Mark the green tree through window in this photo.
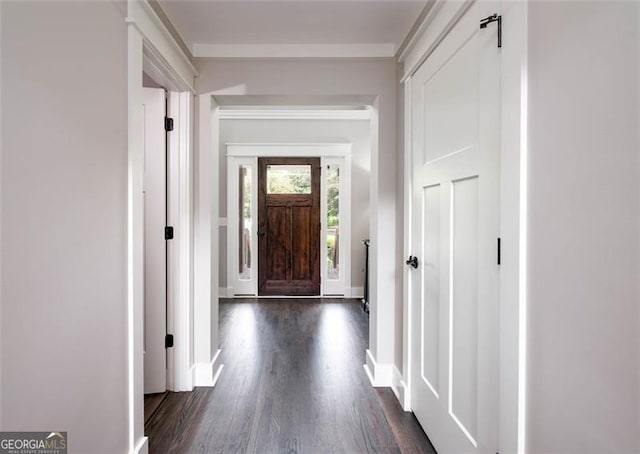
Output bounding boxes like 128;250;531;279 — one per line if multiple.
327;167;339;227
267;165;311;194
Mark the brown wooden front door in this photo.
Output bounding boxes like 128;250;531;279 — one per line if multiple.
258;157;320;296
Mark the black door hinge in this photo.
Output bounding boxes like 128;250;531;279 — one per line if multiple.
480;13;502;48
165;226;174;240
164;117;174;132
165;334;174;349
497;237;502;265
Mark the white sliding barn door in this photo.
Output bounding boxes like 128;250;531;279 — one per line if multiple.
409;2;501;452
143;87;167;394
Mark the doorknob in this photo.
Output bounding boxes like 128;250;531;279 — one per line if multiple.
406;255;419;269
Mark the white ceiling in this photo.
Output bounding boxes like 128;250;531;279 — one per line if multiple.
158;0;428;58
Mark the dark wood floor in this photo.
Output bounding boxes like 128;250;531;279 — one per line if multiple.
144;391;168;423
145;298;436;454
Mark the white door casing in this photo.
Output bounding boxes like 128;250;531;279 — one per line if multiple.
409;1;501;452
128;2;199;450
143;87;167;394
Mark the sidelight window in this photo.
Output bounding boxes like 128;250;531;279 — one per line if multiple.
326;165;340;280
239;165;252;280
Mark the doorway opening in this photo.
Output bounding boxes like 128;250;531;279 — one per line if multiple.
226;142;356;298
140;66;195;425
127;6;198;451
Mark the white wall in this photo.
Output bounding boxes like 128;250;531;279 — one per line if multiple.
195;58;400;373
526;2;640;451
218;118;371;291
1;1;129;453
193;95;223;385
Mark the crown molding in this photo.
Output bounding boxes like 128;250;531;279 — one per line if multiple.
226;143;352;157
147;0;193;60
126;0;198;92
396;0;439;62
192;43;396;59
399;0;474;82
218;109;372;120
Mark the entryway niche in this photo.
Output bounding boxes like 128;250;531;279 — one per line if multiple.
216;99;373;300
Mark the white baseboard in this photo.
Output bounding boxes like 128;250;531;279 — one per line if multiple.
181;365;194;391
363;349;393;387
132;436;148;454
192;349;224;387
211;363;224;386
218;287;233;298
221;288;362;299
391;365;411;411
169;361;194;392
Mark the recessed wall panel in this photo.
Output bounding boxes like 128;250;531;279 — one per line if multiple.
422;37;479;164
450;177;479;442
422;184;440;395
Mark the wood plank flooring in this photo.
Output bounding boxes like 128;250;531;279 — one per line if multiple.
145;298;436;454
144;391;168;423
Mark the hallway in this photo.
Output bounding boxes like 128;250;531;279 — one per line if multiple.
145;299;434;453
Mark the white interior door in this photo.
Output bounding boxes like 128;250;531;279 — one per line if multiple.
409;1;501;452
143;87;167;394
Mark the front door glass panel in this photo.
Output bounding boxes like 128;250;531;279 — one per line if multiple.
266;165;312;194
